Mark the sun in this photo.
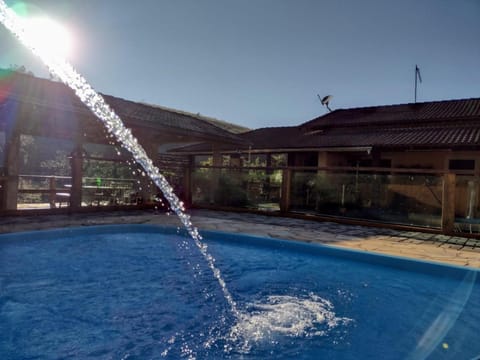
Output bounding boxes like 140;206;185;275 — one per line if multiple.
21;16;72;58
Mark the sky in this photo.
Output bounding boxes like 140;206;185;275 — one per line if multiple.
1;0;479;129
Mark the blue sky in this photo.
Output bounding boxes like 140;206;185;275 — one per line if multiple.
1;0;479;129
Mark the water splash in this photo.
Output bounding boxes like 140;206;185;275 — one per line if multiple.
0;0;239;318
226;293;353;353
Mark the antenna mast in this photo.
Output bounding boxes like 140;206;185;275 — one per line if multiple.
414;65;422;103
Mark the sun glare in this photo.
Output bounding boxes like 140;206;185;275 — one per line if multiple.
21;16;72;58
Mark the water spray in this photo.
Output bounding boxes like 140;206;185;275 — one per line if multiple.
0;0;240;318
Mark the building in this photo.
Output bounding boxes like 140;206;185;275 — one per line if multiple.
174;98;480;233
176;98;480;171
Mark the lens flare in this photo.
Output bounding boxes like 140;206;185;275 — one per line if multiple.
21;16;72;58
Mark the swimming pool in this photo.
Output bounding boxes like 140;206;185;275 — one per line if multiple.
0;224;479;359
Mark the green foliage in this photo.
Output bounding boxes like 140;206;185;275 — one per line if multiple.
40;150;70;176
271;153;287;167
20;135;35;167
244;154;266;167
9;64;34;76
83;159;132;180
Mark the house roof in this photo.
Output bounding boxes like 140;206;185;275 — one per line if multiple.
173;97;480;154
297;124;480;148
172;126;300;153
136;103;250;134
101;94;244;141
0;69;244;143
298;98;480;149
301;98;480;130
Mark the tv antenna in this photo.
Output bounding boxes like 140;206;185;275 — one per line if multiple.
414;65;422;103
318;94;333;112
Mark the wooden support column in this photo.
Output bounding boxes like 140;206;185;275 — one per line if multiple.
49;177;56;208
280;168;292;213
183;157;192;208
210;150;222;204
69;145;84;211
441;172;456;233
139;138;158;202
317;152;328;167
3;132;20;210
266;153;272;170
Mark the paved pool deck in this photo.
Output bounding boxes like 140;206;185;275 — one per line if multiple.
1;209;479;268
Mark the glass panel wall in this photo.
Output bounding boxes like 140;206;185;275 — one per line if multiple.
454;175;480;233
290;169;443;228
81;158;139;206
17;135;74;209
192;167;281;211
17;175;71;209
81;142;151;206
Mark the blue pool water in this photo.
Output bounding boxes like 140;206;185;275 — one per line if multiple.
0;225;479;359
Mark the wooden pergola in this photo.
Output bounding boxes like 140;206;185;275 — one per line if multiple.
0;70;244;213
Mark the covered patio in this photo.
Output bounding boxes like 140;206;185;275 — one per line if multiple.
0;69;245;213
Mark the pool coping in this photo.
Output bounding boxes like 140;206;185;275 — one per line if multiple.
0;209;479;268
2;223;479;279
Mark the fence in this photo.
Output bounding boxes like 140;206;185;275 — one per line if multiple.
4;166;479;236
16;174;140;209
189;165;478;235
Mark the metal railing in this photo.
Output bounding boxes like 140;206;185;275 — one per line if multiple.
16;174;140;209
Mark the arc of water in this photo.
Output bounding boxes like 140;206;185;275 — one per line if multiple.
0;1;239;318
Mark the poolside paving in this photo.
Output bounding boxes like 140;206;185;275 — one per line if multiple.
0;209;479;268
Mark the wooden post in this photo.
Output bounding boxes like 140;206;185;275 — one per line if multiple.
49;176;56;208
441;172;456;233
210;150;222;205
69;145;84;211
280;168;292;213
184;164;192;208
3;132;20;210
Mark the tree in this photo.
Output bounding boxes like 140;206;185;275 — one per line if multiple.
9;64;34;76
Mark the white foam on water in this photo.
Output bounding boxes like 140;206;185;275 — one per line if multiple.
226;293;353;353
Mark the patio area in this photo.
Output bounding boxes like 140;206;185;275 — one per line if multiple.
1;209;479;268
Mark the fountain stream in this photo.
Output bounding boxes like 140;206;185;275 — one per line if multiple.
0;0;241;318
